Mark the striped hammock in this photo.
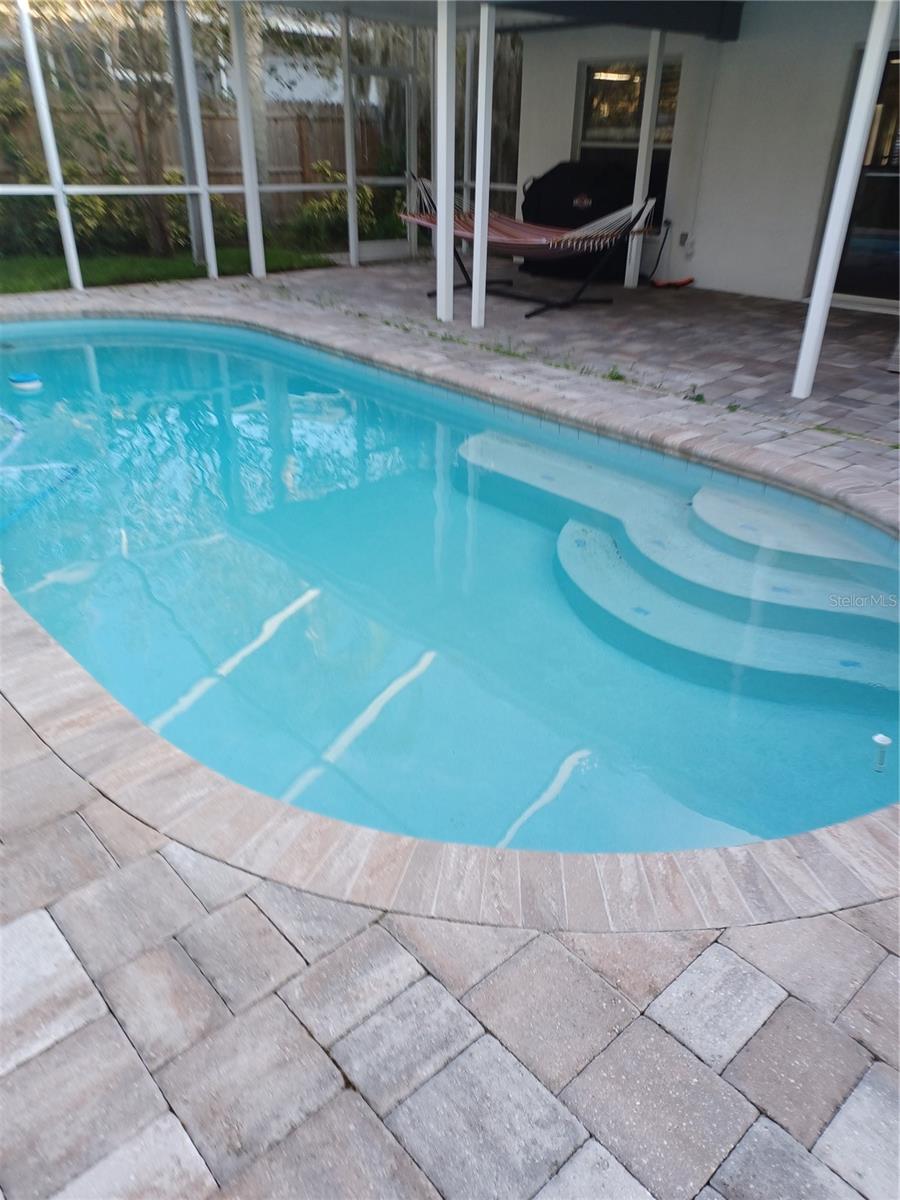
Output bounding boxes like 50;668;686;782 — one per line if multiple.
401;198;656;259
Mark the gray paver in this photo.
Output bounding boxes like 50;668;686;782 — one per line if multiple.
387;1035;587;1200
721;914;886;1019
178;896;303;1011
384;913;536;995
558;929;718;1009
222;1089;439;1200
81;797;165;865
646;944;787;1071
533;1140;654;1199
50;853;205;977
0;754;95;839
723;997;871;1147
561;1017;756;1200
0;909;104;1077
0;1015;166;1200
280;924;423;1045
161;842;254;909
1;814;114;923
836;954;899;1069
465;934;636;1092
100;939;229;1070
252;879;378;960
49;1114;216;1200
712;1117;860;1200
837;897;900;956
332;975;482;1115
156;994;342;1182
814;1063;900;1200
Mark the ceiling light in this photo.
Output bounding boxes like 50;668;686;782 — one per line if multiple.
593;71;632;82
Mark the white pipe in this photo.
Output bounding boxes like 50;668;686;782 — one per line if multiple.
470;3;495;329
407;31;419;257
625;29;664;288
16;0;82;290
228;1;266;278
462;30;475;213
341;13;360;268
172;1;218;279
792;0;896;399
435;0;457;321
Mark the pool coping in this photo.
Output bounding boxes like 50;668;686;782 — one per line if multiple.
1;295;897;933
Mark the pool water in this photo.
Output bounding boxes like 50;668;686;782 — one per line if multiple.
1;318;897;852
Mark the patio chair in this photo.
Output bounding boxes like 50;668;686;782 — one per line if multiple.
403;178;656;318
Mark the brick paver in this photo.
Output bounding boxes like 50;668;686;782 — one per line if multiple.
723;998;871;1147
161;842;254;910
156;995;342;1182
51;853;205;977
0;909;104;1077
0;1016;166;1200
101;939;229;1071
465;934;636;1092
251;879;378;961
558;929;718;1009
814;1064;900;1200
561;1018;756;1200
177;896;303;1012
721;914;887;1019
280;924;423;1046
712;1117;860;1200
533;1140;653;1199
332;976;481;1115
836;955;899;1069
0;695;896;1200
646;944;786;1071
387;1036;587;1200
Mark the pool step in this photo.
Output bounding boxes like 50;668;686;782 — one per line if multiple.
459;433;897;637
691;487;896;584
557;520;896;695
621;504;897;636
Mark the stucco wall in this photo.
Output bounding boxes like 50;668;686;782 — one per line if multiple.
517;1;873;300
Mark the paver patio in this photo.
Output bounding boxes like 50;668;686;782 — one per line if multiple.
0;697;897;1200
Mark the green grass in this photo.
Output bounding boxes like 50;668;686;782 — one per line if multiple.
0;244;333;294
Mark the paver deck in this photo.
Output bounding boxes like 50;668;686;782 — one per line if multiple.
1;271;898;1197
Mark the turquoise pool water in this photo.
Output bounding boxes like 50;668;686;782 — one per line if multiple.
1;318;897;852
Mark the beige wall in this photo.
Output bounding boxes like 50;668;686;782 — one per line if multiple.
517;1;874;300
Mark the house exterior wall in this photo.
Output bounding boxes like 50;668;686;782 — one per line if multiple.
517;1;873;300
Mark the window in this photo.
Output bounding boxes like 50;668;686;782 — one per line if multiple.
574;59;681;213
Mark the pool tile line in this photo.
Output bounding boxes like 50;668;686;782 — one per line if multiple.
2;592;896;934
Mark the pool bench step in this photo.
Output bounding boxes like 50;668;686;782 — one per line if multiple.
556;519;897;697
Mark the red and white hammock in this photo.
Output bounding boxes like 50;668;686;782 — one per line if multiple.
401;198;656;259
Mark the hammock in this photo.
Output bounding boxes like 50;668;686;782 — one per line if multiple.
401;199;655;260
402;178;655;318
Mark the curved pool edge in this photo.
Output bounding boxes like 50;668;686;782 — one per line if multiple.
2;302;898;539
3;590;897;934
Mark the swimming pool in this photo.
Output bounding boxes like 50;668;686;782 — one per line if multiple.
1;318;897;853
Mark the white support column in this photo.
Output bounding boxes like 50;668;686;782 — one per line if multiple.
172;0;218;279
434;0;457;322
470;2;495;329
229;1;265;278
625;28;664;288
406;32;419;257
341;13;360;268
16;0;82;290
462;30;475;212
792;0;896;399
